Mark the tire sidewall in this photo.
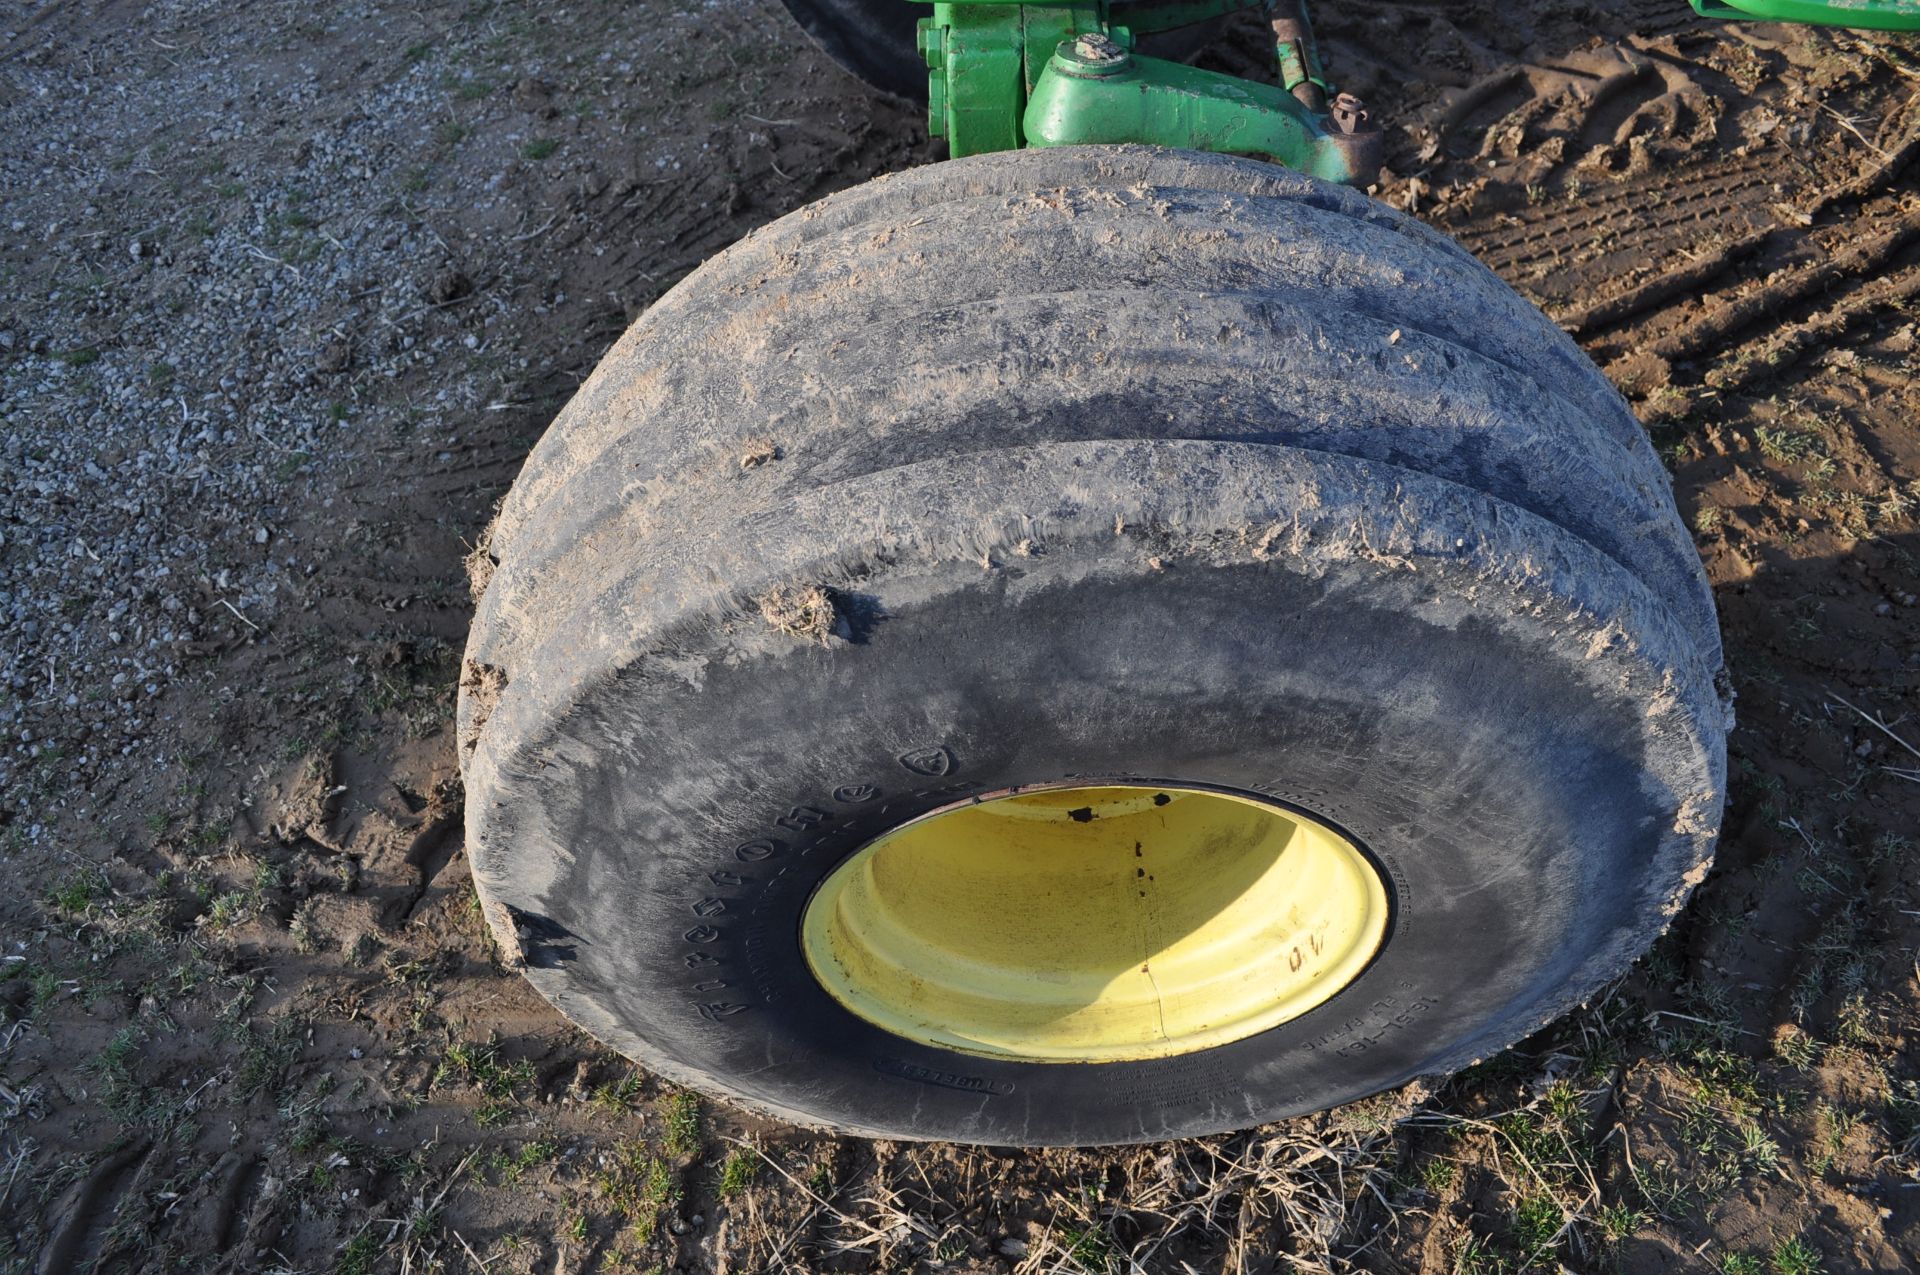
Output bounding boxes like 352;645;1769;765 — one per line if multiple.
492;558;1684;1145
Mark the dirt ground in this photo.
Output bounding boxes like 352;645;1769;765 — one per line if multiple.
2;0;1918;1271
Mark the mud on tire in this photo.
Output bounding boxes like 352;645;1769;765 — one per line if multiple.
460;147;1729;1145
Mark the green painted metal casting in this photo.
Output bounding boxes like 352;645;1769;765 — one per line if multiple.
1689;0;1920;29
918;0;1381;185
1024;36;1373;184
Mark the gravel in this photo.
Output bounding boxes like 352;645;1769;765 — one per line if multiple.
0;0;616;844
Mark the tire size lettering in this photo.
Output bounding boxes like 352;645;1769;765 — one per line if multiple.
1331;996;1439;1059
775;805;827;832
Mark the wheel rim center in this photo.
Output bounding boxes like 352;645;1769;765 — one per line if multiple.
800;784;1390;1062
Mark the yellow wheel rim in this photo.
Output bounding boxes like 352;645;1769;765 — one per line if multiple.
800;784;1390;1062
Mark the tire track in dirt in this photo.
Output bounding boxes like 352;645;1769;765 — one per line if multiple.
33;1139;150;1275
1433;52;1920;409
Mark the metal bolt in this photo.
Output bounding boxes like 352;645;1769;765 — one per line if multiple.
1059;32;1130;75
1329;92;1373;136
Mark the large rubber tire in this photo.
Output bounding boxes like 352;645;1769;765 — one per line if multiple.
778;0;925;101
461;147;1729;1146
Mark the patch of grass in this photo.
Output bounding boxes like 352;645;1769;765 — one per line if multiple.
1454;1232;1503;1275
190;818;234;851
590;1071;645;1113
1722;1254;1765;1275
716;1148;755;1199
1774;1028;1820;1070
1754;425;1822;465
57;346;100;367
435;1038;535;1126
234;1017;302;1098
520;138;558;160
1769;1235;1823;1275
1510;1192;1562;1258
86;1027;143;1115
1598;1200;1647;1242
86;1026;190;1131
1061;1221;1117;1273
336;1228;381;1275
660;1090;701;1158
29;969;63;1013
49;866;109;915
487;1139;557;1185
593;1141;679;1245
205;890;252;931
1629;1158;1691;1221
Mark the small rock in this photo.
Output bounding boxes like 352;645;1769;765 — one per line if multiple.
512;76;556;117
998;1239;1028;1258
426;268;472;305
315;337;352;374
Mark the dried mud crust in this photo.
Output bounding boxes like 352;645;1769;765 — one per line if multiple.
474;147;1718;674
461;146;1728;1144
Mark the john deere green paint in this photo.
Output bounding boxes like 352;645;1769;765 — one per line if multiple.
918;0;1380;181
1690;0;1920;29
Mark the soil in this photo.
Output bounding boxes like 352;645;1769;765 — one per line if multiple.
0;1;1916;1273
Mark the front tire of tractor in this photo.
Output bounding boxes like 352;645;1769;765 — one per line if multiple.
461;147;1728;1146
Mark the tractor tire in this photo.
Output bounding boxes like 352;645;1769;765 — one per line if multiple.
778;0;925;101
461;146;1729;1146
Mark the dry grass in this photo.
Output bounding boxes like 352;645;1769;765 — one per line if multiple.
757;584;840;644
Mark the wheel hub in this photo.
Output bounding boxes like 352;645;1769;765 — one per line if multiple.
801;784;1390;1062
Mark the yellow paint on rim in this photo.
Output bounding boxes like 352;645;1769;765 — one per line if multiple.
800;784;1389;1062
